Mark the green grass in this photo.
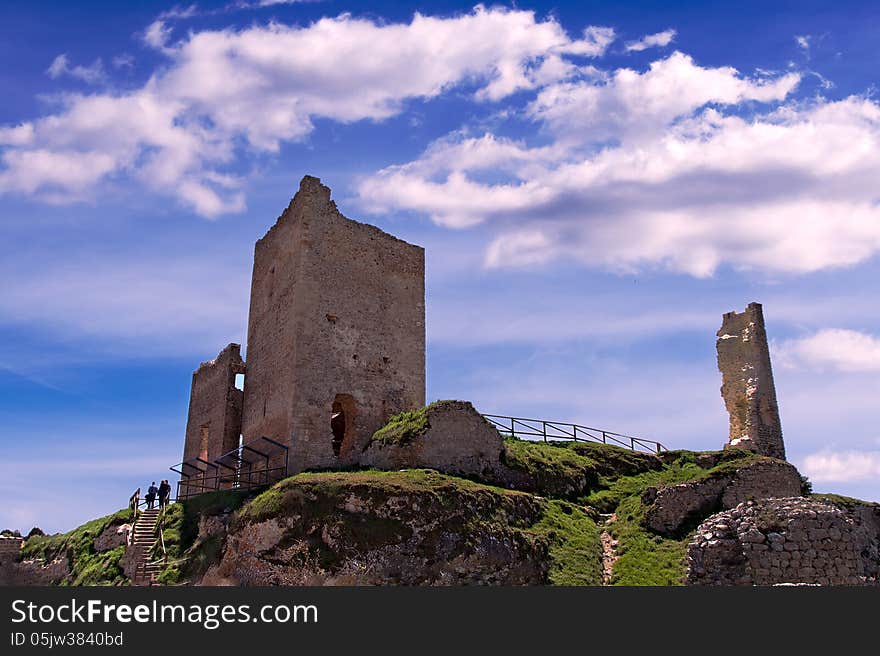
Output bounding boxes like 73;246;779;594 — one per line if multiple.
584;462;706;513
812;493;879;509
609;495;689;586
528;500;603;585
500;438;598;495
19;508;133;586
238;468;529;526
498;438;664;499
577;451;775;585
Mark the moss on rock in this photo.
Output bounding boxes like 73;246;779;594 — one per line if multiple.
205;469;603;586
370;400;465;445
19;508;132;586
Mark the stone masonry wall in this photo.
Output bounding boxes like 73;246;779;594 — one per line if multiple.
241;176;425;472
716;302;785;459
643;459;802;536
0;536;22;563
361;401;505;478
687;498;880;586
182;343;245;492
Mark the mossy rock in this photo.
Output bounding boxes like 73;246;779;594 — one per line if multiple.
215;469;603;585
20;508;133;586
370;400;466;445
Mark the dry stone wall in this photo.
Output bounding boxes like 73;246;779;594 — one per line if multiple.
687;497;880;585
643;459;802;536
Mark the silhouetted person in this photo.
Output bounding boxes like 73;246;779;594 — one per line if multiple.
158;480;171;510
146;482;158;510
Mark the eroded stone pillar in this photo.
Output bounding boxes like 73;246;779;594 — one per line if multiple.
716;302;785;460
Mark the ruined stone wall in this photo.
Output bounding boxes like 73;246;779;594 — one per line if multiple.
687;498;879;586
643;459;803;536
241;176;425;472
182;343;245;491
716;302;785;459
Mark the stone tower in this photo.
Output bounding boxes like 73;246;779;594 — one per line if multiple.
239;175;426;472
716;302;785;460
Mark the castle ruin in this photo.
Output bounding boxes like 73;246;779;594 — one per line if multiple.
716;302;785;460
178;176;425;490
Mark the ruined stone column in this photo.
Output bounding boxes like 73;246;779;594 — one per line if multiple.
716;302;785;460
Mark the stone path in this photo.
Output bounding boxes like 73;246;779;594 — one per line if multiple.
599;513;618;586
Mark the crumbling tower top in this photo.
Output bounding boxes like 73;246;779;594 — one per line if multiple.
716;302;785;460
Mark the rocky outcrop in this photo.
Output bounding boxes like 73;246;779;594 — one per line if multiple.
643;458;802;536
686;497;880;586
201;470;558;586
362;401;505;479
93;523;130;552
0;556;70;586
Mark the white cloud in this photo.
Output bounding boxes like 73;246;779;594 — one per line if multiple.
795;35;811;53
46;54;107;84
775;329;880;372
566;26;616;57
358;51;880;277
625;29;676;52
0;123;34;146
159;4;200;19
1;7;613;216
143;20;173;51
801;450;880;482
112;53;135;69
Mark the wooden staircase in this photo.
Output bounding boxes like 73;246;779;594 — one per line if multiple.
129;508;162;586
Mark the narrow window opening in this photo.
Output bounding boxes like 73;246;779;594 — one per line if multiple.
199;424;210;462
330;394;357;458
234;373;245;391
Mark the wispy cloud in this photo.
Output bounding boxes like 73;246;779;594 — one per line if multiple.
775;329;880;372
625;29;676;52
795;34;811;55
46;54;106;84
0;250;249;359
111;53;135;69
801;450;880;482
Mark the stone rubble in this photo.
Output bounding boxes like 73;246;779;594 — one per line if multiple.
686;497;880;586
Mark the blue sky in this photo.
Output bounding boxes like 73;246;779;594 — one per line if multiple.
2;0;880;533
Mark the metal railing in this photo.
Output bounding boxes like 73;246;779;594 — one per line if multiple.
482;414;666;454
172;436;290;501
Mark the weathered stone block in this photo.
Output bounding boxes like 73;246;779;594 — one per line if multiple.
361;401;505;478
